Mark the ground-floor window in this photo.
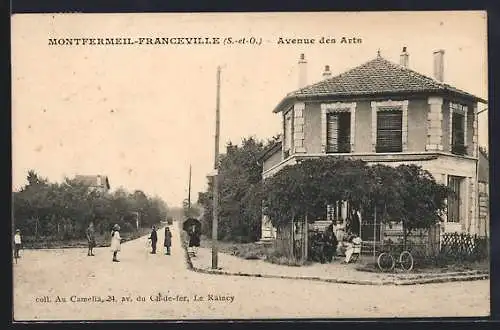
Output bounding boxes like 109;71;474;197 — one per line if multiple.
447;175;463;223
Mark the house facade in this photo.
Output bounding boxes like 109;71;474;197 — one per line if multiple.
260;49;487;243
73;174;111;193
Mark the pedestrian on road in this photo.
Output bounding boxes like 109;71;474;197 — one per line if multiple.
14;229;22;259
86;221;96;256
164;227;172;255
111;224;122;262
149;226;158;254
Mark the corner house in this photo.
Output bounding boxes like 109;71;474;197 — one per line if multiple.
259;49;487;245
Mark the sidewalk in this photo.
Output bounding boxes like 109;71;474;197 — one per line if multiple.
187;246;489;285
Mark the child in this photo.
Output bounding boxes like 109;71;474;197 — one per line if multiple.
86;221;96;256
14;229;22;258
110;224;122;262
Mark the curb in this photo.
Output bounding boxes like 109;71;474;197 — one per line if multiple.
178;222;194;271
179;238;489;286
188;266;489;286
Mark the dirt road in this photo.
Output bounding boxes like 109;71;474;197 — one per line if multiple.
13;223;489;320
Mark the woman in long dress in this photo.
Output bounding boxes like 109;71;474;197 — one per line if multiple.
110;224;122;262
188;224;200;255
164;227;172;255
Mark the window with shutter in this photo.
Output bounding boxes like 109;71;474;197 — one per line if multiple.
447;176;462;223
376;110;402;152
283;111;294;158
451;112;466;155
326;112;351;153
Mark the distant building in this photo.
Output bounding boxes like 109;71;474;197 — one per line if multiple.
73;174;111;193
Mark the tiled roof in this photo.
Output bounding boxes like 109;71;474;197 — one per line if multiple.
258;140;282;162
274;55;485;112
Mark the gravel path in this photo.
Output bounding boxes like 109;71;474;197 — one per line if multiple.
13;223;490;320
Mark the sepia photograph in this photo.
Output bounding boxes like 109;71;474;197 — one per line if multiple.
11;11;489;320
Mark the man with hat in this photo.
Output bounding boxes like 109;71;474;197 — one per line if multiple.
148;225;158;254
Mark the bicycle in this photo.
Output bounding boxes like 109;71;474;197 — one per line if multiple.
377;246;414;272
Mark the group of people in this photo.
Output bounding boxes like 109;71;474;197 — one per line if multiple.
327;221;363;264
14;221;177;264
147;225;172;255
83;222;173;263
85;221;122;262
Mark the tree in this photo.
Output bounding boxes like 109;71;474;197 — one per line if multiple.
389;165;448;248
262;158;449;249
13;170;170;241
197;137;267;242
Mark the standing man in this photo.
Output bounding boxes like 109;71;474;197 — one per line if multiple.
164;227;172;255
14;229;22;259
86;221;96;256
149;226;158;254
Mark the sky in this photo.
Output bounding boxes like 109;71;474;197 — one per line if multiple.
11;11;488;207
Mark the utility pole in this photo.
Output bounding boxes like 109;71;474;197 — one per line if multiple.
212;66;221;269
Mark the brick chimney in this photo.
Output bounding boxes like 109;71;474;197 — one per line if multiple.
322;65;332;80
433;49;445;82
298;53;307;88
400;46;409;68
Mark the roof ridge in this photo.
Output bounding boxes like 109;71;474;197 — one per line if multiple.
381;57;447;87
289;56;383;95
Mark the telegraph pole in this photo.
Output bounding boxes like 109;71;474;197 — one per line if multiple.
212;66;221;269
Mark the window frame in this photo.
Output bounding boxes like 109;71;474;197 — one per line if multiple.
320;102;356;154
371;100;409;153
283;108;294;158
447;175;463;223
449;102;468;156
376;109;403;153
326;111;352;153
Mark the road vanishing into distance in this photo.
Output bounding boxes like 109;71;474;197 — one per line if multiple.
13;222;489;320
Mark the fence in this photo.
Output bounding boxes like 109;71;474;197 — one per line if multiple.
439;232;489;262
274;221;307;261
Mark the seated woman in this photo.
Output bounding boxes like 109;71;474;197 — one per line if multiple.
343;233;362;264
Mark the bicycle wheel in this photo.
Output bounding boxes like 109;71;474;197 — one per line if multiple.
377;252;395;272
399;251;414;272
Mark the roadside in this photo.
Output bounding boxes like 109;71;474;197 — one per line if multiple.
19;227;154;249
188;236;489;285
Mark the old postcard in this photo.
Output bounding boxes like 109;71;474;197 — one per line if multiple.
11;11;489;321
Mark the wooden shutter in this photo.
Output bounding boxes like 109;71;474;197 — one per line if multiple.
327;112;351;153
326;113;339;152
447;176;461;223
452;113;465;147
376;110;402;152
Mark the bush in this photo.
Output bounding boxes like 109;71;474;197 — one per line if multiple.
308;230;336;263
264;247;312;266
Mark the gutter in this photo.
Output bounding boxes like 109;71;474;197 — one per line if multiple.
273;90;487;113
